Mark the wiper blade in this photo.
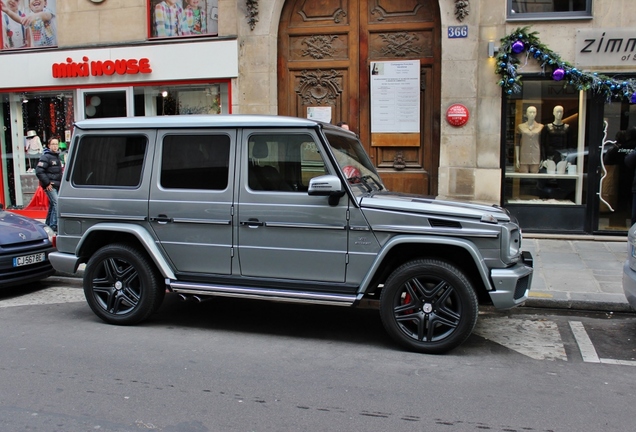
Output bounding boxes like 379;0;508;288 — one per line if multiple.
363;175;384;191
347;175;383;192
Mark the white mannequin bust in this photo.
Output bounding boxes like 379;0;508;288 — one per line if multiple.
515;106;543;173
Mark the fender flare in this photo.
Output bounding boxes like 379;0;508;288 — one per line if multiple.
357;235;493;294
77;223;176;280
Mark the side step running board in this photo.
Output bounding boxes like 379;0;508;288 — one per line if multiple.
167;280;361;307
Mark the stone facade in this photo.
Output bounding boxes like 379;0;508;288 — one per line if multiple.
47;0;636;204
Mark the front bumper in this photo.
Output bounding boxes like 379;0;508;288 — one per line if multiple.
48;251;81;275
488;251;533;309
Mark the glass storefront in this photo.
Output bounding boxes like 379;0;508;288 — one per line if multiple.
598;97;636;232
502;77;636;234
0;81;230;212
503;80;585;208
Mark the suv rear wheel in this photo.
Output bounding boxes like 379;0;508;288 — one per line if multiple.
83;243;164;325
379;259;478;354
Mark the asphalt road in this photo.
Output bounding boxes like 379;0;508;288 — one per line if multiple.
0;279;635;432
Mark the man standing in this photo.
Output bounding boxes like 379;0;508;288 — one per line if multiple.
35;136;62;231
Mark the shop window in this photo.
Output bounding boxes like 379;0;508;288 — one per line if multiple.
1;0;58;50
72;136;147;187
502;79;586;206
598;95;636;232
149;0;218;39
508;0;592;20
160;134;230;190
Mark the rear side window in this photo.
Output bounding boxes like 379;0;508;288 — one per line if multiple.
160;134;230;190
72;135;147;187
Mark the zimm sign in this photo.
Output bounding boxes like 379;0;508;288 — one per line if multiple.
576;28;636;67
52;57;152;78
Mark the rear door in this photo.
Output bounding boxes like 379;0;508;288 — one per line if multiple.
149;129;235;275
236;129;349;284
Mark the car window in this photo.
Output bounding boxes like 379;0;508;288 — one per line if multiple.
160;134;230;190
248;133;327;192
71;135;147;187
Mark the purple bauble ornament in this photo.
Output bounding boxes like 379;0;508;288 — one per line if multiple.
552;68;565;81
632;93;636;104
511;40;525;54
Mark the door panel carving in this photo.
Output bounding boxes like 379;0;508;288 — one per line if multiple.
289;35;349;60
369;31;433;58
368;0;434;23
292;0;350;25
279;0;439;195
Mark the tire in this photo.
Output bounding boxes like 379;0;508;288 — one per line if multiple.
83;243;165;325
379;259;478;354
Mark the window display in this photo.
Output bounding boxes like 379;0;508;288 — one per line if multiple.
503;80;585;206
149;0;218;38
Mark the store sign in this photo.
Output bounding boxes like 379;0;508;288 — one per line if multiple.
52;57;152;79
575;28;636;67
446;104;469;127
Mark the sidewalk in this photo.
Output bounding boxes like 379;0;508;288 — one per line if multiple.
51;236;636;314
522;234;634;313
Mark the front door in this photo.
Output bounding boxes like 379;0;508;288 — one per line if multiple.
278;0;441;195
236;130;350;285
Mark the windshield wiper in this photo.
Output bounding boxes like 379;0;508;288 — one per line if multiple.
347;175;383;192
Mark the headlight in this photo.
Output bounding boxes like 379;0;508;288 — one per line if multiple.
43;225;56;243
501;223;521;264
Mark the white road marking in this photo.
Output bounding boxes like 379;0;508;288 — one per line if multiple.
569;321;636;366
474;317;567;361
569;321;600;362
0;287;85;308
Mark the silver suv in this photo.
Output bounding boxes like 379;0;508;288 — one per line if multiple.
50;115;533;354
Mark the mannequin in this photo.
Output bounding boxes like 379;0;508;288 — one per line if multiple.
541;105;570;163
515;106;543;173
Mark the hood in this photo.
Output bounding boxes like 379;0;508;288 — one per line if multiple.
0;211;50;246
359;191;511;223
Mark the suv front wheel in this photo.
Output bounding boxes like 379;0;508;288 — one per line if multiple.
379;259;478;354
83;243;165;325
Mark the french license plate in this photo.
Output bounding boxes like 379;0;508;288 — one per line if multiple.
13;252;46;267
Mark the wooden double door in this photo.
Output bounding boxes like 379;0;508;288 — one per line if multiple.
278;0;441;195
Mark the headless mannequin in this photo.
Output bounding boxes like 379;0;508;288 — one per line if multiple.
515;106;543;173
541;105;569;163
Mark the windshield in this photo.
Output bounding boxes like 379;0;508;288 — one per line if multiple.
323;129;385;193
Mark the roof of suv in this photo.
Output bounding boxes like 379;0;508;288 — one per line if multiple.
74;115;323;130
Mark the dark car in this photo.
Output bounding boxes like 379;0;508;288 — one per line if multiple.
0;206;56;288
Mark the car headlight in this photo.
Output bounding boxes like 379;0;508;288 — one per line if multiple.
43;225;56;243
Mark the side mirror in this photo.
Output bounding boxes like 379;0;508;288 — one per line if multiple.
308;175;346;205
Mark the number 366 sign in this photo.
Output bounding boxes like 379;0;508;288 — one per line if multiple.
448;26;468;38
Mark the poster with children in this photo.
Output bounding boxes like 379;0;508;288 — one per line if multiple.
150;0;218;38
1;0;57;50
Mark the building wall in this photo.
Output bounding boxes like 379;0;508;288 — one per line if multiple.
45;1;636;205
57;0;148;45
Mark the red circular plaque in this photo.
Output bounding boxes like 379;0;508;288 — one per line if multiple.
446;103;469;127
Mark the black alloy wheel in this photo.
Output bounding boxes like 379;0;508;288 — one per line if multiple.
379;259;478;354
83;243;164;325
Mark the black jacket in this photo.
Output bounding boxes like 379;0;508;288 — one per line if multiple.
35;148;63;189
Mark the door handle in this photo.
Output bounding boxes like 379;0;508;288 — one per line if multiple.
151;214;173;224
240;218;264;228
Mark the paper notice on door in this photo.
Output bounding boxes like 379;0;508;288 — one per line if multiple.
307;106;332;124
370;60;420;133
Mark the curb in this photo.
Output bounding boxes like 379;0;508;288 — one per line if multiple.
523;297;635;314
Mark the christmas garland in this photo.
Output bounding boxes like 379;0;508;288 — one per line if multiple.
495;27;636;103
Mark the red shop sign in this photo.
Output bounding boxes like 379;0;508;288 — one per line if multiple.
52;57;152;79
446;103;469;127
